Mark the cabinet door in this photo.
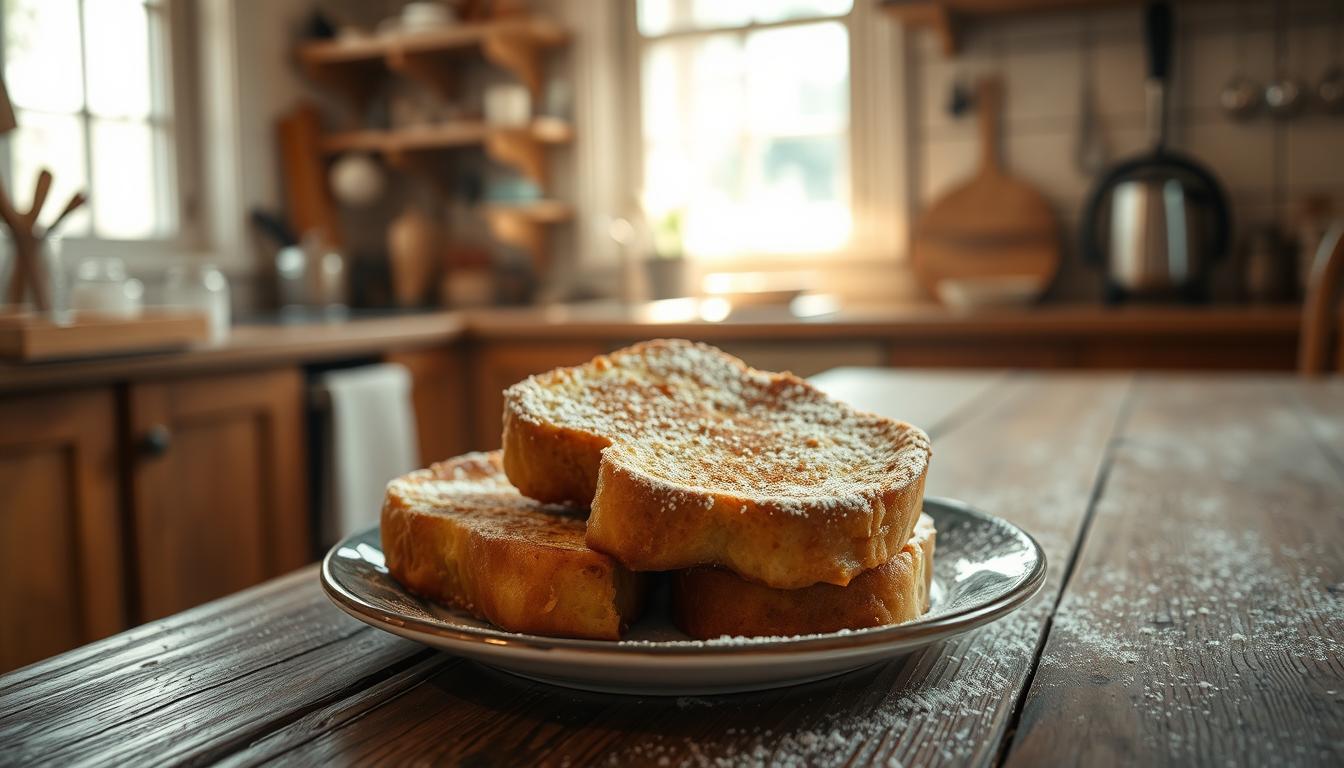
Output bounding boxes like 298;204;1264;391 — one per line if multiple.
472;342;607;449
128;368;309;621
0;389;124;672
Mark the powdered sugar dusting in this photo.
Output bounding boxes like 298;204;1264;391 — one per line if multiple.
384;451;590;549
1037;507;1344;761
597;602;1049;767
505;340;931;514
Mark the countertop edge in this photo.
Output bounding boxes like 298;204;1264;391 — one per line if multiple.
0;305;1304;394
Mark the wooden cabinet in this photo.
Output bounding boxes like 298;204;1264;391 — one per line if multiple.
0;389;124;673
127;368;309;621
385;345;471;466
471;342;606;449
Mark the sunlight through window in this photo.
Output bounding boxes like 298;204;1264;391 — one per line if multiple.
636;0;854;258
2;0;177;239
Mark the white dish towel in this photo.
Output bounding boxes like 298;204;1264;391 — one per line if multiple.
317;363;419;548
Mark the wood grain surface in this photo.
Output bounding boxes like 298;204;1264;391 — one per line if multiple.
1;371;1340;767
0;388;124;672
1006;377;1344;766
127;368;309;621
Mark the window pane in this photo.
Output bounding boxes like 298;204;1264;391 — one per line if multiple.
640;22;852;256
90;119;160;238
640;42;683;144
8;109;90;235
752;134;845;204
642;33;747;211
642;36;750;145
687;35;746;139
637;0;750;37
745;22;848;135
638;0;851;35
751;0;852;24
685;134;849;256
3;0;84;113
83;0;153;118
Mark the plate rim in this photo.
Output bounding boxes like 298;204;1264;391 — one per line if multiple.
320;495;1047;658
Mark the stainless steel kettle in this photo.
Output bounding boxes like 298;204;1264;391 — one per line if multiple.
1081;2;1231;302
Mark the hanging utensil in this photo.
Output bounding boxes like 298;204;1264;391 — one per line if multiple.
1075;17;1108;175
1265;1;1306;119
1317;1;1344;114
1220;0;1263;120
1080;1;1232;304
42;192;86;239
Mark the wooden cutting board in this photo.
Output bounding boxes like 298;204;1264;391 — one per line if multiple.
911;77;1060;301
0;310;209;361
277;103;343;248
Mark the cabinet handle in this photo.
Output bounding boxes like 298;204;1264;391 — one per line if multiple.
140;424;172;457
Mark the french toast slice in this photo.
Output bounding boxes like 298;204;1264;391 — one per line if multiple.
380;451;645;640
672;513;936;639
502;339;932;589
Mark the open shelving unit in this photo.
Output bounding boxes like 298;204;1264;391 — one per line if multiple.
318;118;572;187
480;200;574;266
295;16;572;267
298;17;568;109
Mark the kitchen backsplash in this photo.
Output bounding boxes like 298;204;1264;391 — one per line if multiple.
911;1;1344;302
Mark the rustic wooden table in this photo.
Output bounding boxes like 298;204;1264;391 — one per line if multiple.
1;370;1341;766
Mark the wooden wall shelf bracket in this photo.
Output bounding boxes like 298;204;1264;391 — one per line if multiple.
482;33;543;98
484;129;547;187
320;121;571;191
298;57;383;120
386;49;461;101
481;202;573;267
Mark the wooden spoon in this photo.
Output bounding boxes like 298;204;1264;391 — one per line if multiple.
43;192;87;238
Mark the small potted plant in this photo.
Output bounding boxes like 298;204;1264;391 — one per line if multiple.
645;209;686;300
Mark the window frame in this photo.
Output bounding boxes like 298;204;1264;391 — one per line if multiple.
620;0;909;269
0;0;201;269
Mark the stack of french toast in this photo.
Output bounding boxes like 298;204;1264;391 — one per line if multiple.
381;339;935;641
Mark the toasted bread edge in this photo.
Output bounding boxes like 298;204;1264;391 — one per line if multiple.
671;513;937;639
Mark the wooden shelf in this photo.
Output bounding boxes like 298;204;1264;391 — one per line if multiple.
319;119;572;185
480;201;573;265
298;17;569;108
297;17;574;277
882;0;1130;54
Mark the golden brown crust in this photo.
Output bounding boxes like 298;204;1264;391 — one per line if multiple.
502;339;931;588
380;452;645;640
672;514;936;639
501;408;605;506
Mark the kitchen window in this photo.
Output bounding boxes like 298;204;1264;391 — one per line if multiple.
1;0;186;243
632;0;857;259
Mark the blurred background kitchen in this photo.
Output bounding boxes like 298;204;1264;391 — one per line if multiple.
1;0;1342;672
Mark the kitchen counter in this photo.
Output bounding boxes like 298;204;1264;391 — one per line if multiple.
2;370;1338;766
0;311;468;394
468;300;1301;338
0;302;1305;394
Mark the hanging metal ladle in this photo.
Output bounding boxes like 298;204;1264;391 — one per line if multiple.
1318;1;1344;113
1264;0;1306;118
1220;1;1262;120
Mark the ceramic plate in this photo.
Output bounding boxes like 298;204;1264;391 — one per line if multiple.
321;497;1045;695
